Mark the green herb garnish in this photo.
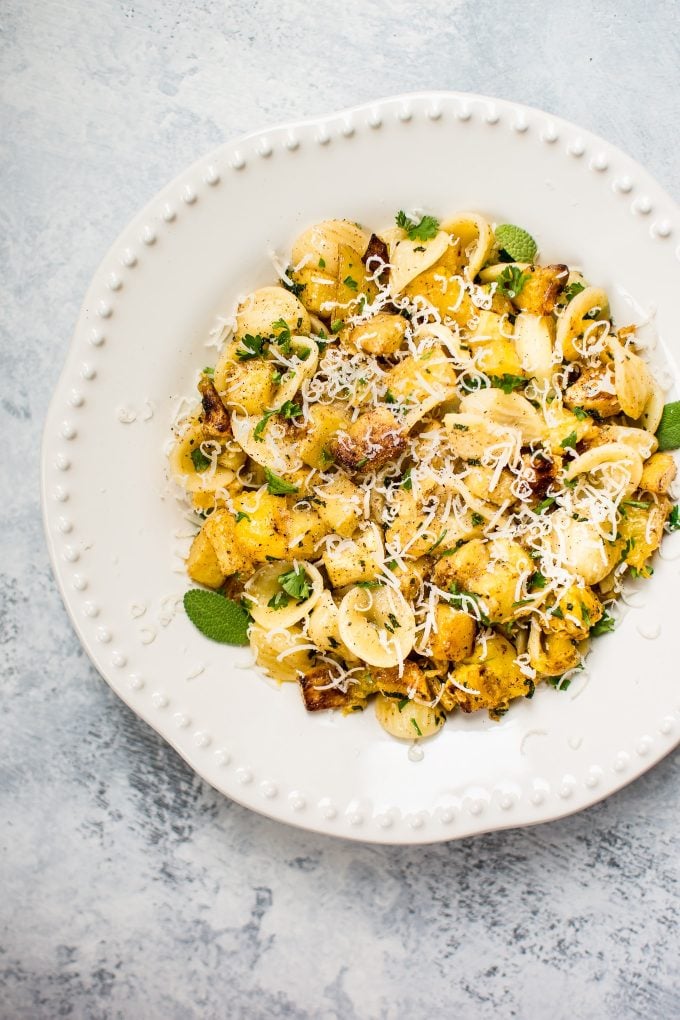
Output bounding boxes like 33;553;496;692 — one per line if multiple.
534;496;556;515
489;374;528;394
656;400;680;451
183;589;250;645
546;674;571;691
278;564;312;601
622;499;651;510
560;431;578;450
282;276;305;298
496;265;529;299
591;612;615;637
190;447;211;472
395;210;440;241
236;333;266;361
264;468;298;496
427;530;448;555
563;281;585;303
494;224;538;262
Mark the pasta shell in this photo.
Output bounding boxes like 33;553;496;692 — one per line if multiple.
459;389;545;443
639;380;666;435
564;441;644;495
555;286;609;361
548;510;621;585
291;219;370;276
374;694;445;740
388;231;451;295
608;335;653;419
235;286;311;340
249;624;311;683
338;584;416;668
231;413;300;474
513;313;554;383
245;560;324;630
412;322;472;369
440;213;494;280
274;338;319;405
169;419;242;493
478;261;530;284
305;590;357;660
590;425;657;461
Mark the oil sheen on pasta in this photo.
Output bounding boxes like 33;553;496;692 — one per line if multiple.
170;213;677;741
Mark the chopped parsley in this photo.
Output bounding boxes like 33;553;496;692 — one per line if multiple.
471;512;485;527
401;468;413;491
563;281;585;303
534;496;556;515
410;718;423;737
190;447;211;472
318;257;326;268
560;431;578;450
427;530;448;555
395;210;440;241
202;366;214;377
669;505;680;530
278;564;312;601
489;373;527;394
282;276;305;298
330;319;343;334
496;265;529;299
343;275;358;291
529;571;546;590
546;674;571;691
236;333;266;361
254;400;302;441
264;468;298;496
448;583;490;626
622;499;651;510
234;511;251;524
591;612;615;637
572;406;589;421
384;612;401;634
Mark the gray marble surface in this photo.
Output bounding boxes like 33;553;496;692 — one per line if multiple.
2;1;679;1017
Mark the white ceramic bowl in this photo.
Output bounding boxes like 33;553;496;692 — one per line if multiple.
42;91;680;844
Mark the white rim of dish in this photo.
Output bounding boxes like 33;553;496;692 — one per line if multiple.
41;90;680;844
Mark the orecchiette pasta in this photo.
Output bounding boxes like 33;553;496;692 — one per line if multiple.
174;208;679;740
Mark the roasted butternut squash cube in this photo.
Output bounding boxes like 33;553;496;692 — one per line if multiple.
186;527;226;589
315;474;364;536
513;264;568;315
298;403;349;469
231;493;289;561
441;633;530;715
429;605;477;662
640;452;677;495
618;498;671;577
203;509;255;576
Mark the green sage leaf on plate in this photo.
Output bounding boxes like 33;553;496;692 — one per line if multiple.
655;400;680;451
184;589;250;645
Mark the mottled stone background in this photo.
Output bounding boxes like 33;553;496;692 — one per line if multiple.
2;1;679;1017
